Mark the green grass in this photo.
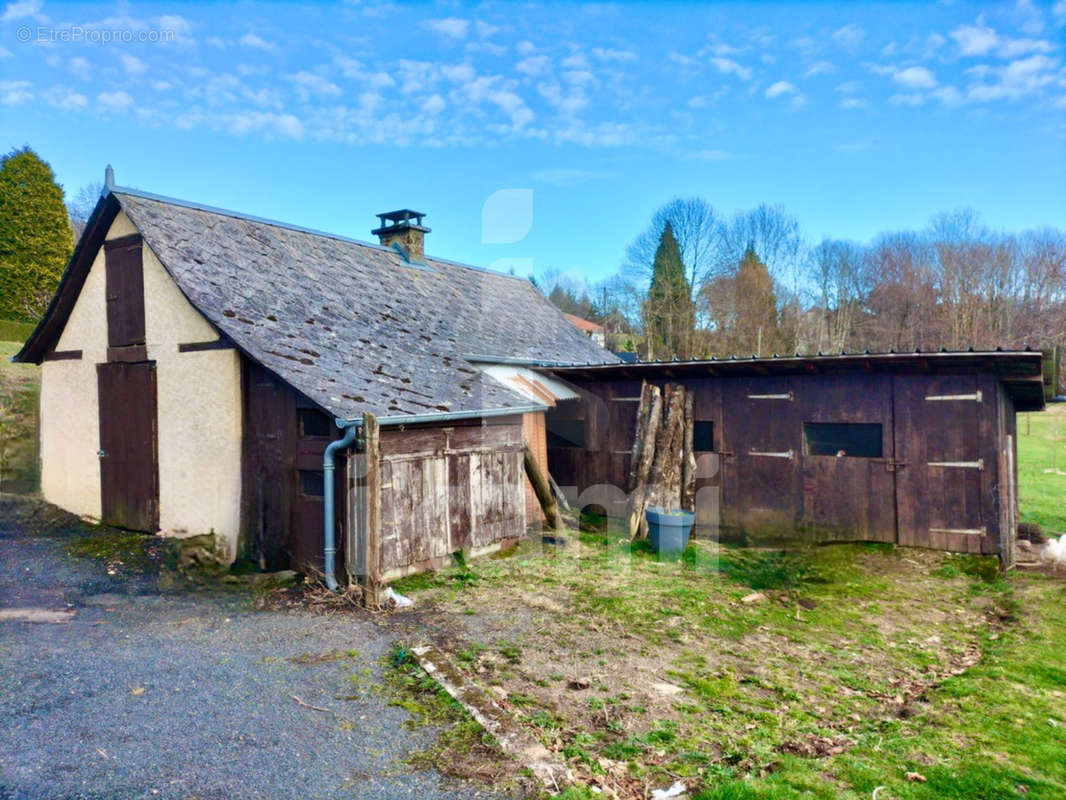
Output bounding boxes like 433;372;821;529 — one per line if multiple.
1018;402;1066;534
0;319;35;343
0;339;40;493
408;536;1066;799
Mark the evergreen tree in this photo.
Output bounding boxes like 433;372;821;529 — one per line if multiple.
733;243;780;355
0;148;72;321
643;222;695;358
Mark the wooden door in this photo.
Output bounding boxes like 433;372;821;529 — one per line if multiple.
797;374;898;543
97;361;159;532
720;376;802;538
893;374;989;553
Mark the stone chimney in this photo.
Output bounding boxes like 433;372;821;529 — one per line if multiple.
372;210;430;262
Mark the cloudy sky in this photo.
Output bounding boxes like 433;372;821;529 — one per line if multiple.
1;0;1064;281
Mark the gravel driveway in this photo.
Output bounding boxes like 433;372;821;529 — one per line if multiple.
0;498;497;800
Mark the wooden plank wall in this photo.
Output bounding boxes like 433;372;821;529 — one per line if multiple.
240;359;343;572
547;370;1012;555
376;417;526;581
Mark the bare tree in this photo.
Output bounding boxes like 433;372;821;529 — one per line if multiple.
623;197;722;294
66;181;103;240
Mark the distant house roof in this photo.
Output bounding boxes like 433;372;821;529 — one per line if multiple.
563;313;605;335
17;187;617;422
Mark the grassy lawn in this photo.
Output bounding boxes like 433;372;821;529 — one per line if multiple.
0;339;40;493
393;533;1066;799
1017;402;1066;535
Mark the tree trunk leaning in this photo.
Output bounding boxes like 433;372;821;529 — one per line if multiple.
681;390;696;511
524;441;563;530
628;381;654;492
627;384;663;539
647;383;685;517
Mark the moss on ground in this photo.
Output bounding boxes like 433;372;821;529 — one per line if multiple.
396;535;1066;799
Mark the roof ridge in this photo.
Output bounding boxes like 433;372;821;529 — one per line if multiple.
111;185;534;283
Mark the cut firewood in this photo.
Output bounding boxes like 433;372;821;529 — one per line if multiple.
681;390;696;511
627;384;663;539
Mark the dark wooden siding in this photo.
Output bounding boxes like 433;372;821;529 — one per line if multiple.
548;369;1014;554
103;234;146;349
377;417;526;580
240;359;343;571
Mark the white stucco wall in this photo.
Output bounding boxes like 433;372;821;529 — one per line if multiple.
39;210;243;559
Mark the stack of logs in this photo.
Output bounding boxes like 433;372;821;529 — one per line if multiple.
627;381;697;540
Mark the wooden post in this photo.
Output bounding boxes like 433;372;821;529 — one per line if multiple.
363;413;382;608
628;381;653;491
524;441;563;530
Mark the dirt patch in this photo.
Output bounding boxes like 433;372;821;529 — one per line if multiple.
385;537;1005;798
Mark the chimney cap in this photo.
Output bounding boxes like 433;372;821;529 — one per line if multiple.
372;209;430;235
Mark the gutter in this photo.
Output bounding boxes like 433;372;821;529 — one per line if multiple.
323;416;362;591
373;403;547;427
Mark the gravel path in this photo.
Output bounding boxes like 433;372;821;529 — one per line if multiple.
0;498;499;800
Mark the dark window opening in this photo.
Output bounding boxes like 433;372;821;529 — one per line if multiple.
804;422;883;458
694;420;714;452
299;469;325;497
547;418;585;449
298;408;332;438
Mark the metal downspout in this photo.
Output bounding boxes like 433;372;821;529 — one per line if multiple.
323;417;361;591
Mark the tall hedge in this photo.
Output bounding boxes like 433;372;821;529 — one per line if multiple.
0;148;72;321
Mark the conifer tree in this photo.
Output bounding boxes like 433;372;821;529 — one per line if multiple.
0;148;72;321
643;222;695;358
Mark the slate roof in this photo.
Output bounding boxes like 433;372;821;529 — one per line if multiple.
21;187;618;421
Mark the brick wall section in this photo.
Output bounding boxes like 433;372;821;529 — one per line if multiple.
523;412;547;524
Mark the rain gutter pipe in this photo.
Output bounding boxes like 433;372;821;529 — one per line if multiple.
323;416;362;591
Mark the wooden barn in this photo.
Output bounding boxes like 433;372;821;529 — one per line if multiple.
14;174;615;594
540;352;1046;566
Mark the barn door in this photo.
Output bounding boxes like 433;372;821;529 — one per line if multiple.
893;375;989;553
97;361;159;532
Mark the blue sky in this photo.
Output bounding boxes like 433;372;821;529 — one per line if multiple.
1;0;1064;285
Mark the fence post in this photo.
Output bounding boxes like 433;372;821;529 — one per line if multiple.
362;413;382;608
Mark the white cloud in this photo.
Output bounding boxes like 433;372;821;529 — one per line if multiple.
239;33;276;52
1054;0;1066;24
840;97;868;109
423;17;469;39
931;86;964;107
0;45;11;59
803;61;834;78
440;63;476;83
951;24;999;56
531;167;612;186
69;57;91;79
710;57;752;80
1014;0;1045;35
475;20;499;38
286;71;342;99
893;65;937;89
0;80;32;105
516;41;536;56
516;55;551;77
832;24;866;52
98;90;134;111
997;38;1053;58
835;80;861;94
765;80;795;98
421;93;446;114
121;54;148;75
889;92;925;106
178;107;304;140
1;0;40;22
44;85;88;111
592;47;636;62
